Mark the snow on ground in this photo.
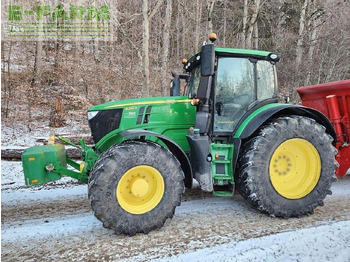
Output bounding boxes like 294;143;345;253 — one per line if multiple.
1;212;102;242
1;121;89;147
1;122;350;261
1;160;85;206
163;220;350;262
2;157;350;261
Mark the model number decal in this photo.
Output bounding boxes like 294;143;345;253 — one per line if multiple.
124;111;136;118
125;107;137;111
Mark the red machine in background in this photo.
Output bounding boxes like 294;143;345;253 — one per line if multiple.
297;80;350;177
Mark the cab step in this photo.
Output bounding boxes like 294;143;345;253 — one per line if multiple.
210;142;235;197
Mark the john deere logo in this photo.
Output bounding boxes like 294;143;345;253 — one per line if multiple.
6;3;110;39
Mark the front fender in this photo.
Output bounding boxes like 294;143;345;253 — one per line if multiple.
119;129;193;189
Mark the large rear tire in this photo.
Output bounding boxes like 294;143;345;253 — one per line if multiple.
88;140;184;235
236;115;337;217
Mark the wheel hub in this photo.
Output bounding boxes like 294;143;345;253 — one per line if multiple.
116;165;165;214
131;178;149;197
269;138;321;199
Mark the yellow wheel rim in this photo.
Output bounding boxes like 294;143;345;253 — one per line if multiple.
116;165;164;214
269;138;321;199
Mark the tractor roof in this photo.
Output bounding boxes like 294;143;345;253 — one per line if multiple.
184;47;274;72
215;47;272;57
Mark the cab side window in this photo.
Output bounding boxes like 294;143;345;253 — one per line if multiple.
257;61;275;100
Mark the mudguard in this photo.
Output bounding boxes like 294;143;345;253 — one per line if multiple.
234;104;336;140
231;104;336;176
119;129;193;188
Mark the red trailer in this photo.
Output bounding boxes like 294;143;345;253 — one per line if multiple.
297;80;350;177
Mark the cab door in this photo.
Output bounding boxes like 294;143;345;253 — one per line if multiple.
213;57;276;133
213;57;255;133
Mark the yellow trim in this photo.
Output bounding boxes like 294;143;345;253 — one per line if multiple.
80;162;85;173
116;165;165;214
31;179;38;183
105;99;192;109
269;138;321;199
28;157;35;161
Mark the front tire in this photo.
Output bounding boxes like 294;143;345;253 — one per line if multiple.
88;140;184;235
236;115;337;217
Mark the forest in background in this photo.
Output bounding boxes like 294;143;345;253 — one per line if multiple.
1;0;350;128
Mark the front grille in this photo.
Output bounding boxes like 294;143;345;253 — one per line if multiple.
89;109;123;143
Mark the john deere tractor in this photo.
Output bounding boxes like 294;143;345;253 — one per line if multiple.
22;34;337;235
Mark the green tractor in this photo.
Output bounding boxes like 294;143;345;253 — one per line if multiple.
22;34;337;235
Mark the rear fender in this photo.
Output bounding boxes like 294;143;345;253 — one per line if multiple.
235;104;336;140
231;104;336;176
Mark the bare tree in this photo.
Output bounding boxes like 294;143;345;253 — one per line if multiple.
206;0;215;36
241;0;249;48
245;0;261;49
295;0;309;78
160;0;172;96
142;0;163;97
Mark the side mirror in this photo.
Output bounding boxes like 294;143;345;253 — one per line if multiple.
284;95;290;103
170;71;180;96
201;43;215;76
189;91;196;99
215;102;223;116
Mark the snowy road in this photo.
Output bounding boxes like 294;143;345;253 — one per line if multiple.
1;161;350;261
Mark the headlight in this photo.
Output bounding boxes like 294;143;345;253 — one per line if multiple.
87;111;99;120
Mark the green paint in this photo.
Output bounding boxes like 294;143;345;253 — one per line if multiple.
210;142;234;197
187;48;273;63
93;96;196;153
22;144;65;185
213;191;233;197
54;165;88;184
215;47;272;58
234;103;285;138
21;43;284;193
89;96;191;111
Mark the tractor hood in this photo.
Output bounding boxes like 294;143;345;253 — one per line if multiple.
88;96;191;111
87;96;196;148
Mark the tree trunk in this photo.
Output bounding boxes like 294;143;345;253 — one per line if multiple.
253;21;259;49
49;97;64;127
295;0;309;75
176;2;180;58
305;2;323;86
206;0;215;36
246;0;260;49
195;0;201;50
142;0;163;97
142;0;150;97
3;42;13;118
223;0;227;47
241;0;248;48
161;0;172;96
29;26;43;122
1;148;82;160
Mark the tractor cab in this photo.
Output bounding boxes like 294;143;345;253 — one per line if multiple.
184;36;280;136
181;34;281;194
